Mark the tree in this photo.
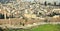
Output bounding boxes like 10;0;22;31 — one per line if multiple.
54;2;56;6
59;3;60;6
44;1;47;6
48;3;51;5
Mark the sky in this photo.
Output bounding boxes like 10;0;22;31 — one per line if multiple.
24;0;60;4
0;0;60;4
24;0;60;2
38;0;60;3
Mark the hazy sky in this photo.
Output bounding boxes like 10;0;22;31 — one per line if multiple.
0;0;60;4
39;0;60;3
24;0;60;4
24;0;60;2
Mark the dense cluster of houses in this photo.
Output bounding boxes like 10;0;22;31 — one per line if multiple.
0;0;60;19
0;0;60;26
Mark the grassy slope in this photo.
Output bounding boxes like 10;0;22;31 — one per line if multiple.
8;24;60;31
31;24;60;31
